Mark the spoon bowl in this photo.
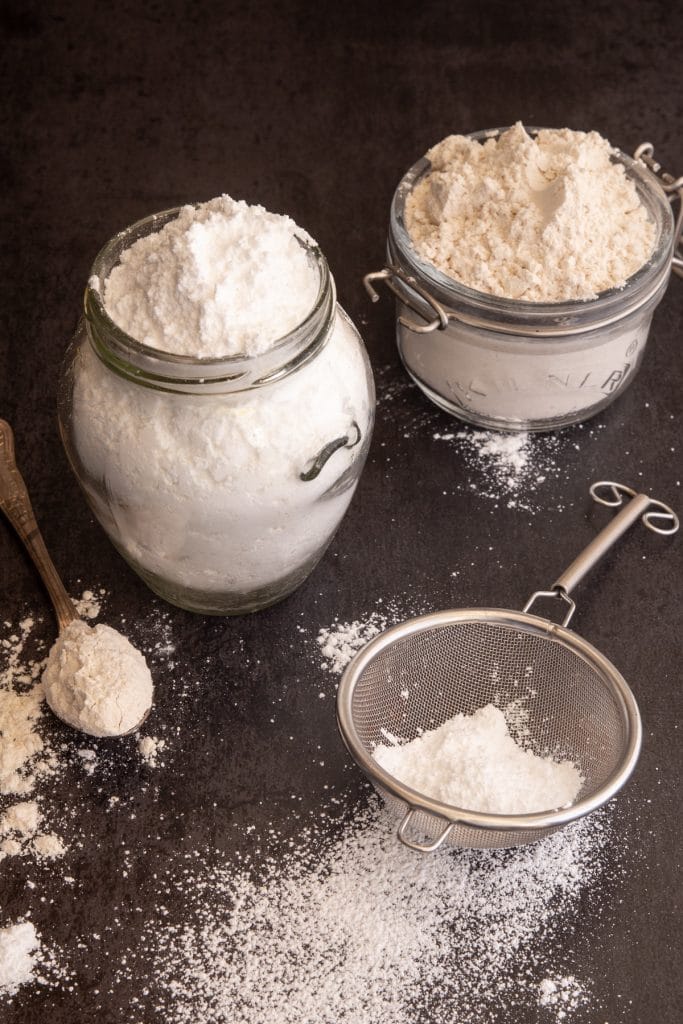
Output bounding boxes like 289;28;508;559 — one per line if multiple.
0;418;151;737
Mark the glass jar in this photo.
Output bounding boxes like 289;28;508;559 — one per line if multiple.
59;209;375;615
366;130;680;432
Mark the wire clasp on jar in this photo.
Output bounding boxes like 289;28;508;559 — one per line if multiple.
364;266;449;334
634;142;683;280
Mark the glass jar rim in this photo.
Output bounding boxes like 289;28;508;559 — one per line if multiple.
84;205;336;391
389;126;675;324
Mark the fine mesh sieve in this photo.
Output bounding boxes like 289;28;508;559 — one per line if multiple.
337;483;678;852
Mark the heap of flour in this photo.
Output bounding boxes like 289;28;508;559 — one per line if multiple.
42;620;153;738
101;196;319;357
405;122;655;302
374;704;583;814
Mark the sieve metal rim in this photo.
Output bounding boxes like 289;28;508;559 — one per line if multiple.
336;607;642;835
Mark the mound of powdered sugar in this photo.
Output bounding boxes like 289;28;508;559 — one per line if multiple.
406;122;655;302
373;704;583;814
101;196;319;357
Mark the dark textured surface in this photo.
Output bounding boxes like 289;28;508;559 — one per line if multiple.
0;2;681;1021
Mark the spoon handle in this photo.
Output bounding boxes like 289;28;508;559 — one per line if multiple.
0;419;77;632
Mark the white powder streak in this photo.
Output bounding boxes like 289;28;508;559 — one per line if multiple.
143;801;612;1024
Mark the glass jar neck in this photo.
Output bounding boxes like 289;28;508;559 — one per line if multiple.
84;207;336;395
389;131;675;337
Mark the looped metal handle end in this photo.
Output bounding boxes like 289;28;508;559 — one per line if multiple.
590;481;679;535
547;481;679;602
397;807;455;853
300;421;361;482
634;142;683;281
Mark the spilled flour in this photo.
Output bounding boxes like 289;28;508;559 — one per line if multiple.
135;799;614;1024
0;588;647;1021
0;922;41;996
434;427;565;511
317;611;389;674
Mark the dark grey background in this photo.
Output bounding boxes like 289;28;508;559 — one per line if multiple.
1;2;681;1022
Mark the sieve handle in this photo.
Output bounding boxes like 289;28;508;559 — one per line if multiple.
396;807;456;853
525;482;678;626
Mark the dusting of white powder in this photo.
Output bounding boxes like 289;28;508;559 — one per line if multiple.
374;704;583;814
138;734;166;767
0;922;40;996
406;122;655;302
138;799;613;1023
0;602;629;1021
42;620;153;738
317;612;388;674
434;426;566;511
102;196;319;358
538;974;587;1018
0;617;55;797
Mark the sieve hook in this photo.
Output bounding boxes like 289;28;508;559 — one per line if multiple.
397;807;456;852
524;481;678;626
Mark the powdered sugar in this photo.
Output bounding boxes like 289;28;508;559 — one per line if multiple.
0;922;40;996
139;798;613;1024
0;588;645;1022
434;426;565;511
101;196;319;359
374;704;583;814
317;612;389;674
538;974;587;1019
0;617;55;797
137;734;166;767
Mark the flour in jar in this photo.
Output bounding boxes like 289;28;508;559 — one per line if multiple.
394;123;665;428
406;122;655;302
72;197;373;600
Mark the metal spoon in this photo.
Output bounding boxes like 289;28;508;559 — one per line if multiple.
0;418;150;734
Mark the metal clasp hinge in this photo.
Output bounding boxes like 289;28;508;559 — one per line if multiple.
363;265;449;334
634;142;683;280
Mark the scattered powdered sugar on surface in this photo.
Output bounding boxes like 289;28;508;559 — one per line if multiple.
538;974;588;1019
0;586;644;1021
376;364;611;514
317;612;389;674
0;921;65;999
137;735;166;767
373;704;583;814
133;798;614;1024
0;616;56;798
72;588;105;621
434;427;565;511
0;922;41;996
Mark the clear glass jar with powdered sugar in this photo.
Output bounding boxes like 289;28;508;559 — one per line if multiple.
367;128;679;431
58;207;375;614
